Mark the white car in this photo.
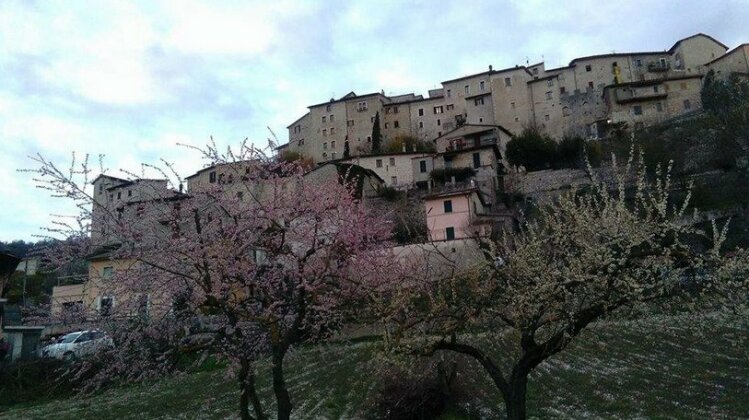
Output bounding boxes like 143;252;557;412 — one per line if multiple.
40;330;114;361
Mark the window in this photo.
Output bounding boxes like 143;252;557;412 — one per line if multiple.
433;106;443;114
331;152;337;159
99;297;113;316
209;171;216;183
347;120;354;127
295;124;301;133
560;86;566;94
299;138;305;145
544;114;550;121
656;102;663;112
636;59;642;67
588;81;594;89
504;77;512;87
510;102;515;109
585;64;592;72
445;227;455;240
437;119;441;126
127;190;132;197
322;129;327;137
376;159;383;168
367;136;371;142
683;99;692;110
326;104;331;112
653;86;659;93
612;61;618;67
117;191;121;199
394;121;400;128
563;106;571;117
419;160;427;173
384;122;389;129
322;116;326;123
323;152;327;159
391;176;397;185
464;85;469;94
446;104;454;111
515;116;519;122
633;105;643;115
438;131;442;137
532;68;539;75
545;91;552;100
357;101;368;111
443;200;453;213
331;140;336;148
418;108;424;116
547;79;553;87
330;114;334;122
446;89;451;98
480;81;485;91
389;157;395;166
419;121;424;128
371;116;375;123
474;97;485;106
473;152;480;168
102;266;114;280
323;142;328;150
660;58;667;67
393;106;399;114
330;127;335;135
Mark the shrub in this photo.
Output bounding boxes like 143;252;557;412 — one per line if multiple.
0;358;74;407
364;360;462;420
505;128;558;171
385;135;436;153
558;136;586;168
378;185;402;201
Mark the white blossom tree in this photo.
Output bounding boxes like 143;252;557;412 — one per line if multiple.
382;153;748;419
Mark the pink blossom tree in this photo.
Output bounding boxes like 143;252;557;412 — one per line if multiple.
381;154;749;419
27;142;399;420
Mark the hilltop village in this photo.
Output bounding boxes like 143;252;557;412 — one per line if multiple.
41;33;749;318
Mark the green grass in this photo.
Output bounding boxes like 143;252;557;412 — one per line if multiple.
2;315;748;419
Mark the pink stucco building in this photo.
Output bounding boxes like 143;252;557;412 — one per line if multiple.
423;187;490;241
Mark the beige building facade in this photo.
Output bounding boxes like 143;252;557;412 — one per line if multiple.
284;33;738;160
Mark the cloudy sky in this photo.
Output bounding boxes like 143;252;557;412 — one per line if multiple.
1;0;748;241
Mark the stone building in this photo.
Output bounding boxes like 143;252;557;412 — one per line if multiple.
707;43;749;81
283;33;738;162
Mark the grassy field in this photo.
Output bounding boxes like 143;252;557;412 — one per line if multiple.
2;314;748;419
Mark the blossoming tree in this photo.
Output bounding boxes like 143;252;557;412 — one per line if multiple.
382;154;748;419
28;142;398;420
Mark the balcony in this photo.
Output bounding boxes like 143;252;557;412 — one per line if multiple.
647;61;670;72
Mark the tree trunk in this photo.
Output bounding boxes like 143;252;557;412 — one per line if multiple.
503;370;529;420
238;358;265;420
272;349;293;420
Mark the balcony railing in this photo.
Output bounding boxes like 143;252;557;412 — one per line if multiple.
647;62;670;72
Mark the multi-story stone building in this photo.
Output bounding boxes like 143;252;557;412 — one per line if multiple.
282;33;739;163
707;43;749;81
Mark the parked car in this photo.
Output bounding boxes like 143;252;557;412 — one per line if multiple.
40;330;114;361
